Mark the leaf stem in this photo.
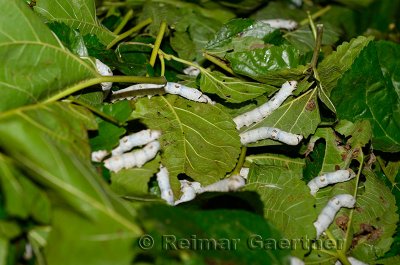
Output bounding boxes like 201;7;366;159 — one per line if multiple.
300;6;332;26
325;230;351;265
230;147;247;176
159;53;166;76
149;21;167;68
64;97;126;127
43;76;166;103
341;151;364;253
311;24;324;70
107;18;152;49
113;9;134;35
203;52;235;75
307;11;318;40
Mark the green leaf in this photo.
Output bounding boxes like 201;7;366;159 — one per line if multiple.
0;238;7;265
331;41;400;152
0;221;21;239
241;89;320;147
110;156;161;198
351;170;399;261
133;95;241;185
250;1;306;21
335;120;372;148
34;0;116;45
27;226;49;265
317;36;373;97
0;155;51;223
245;164;317;255
90;101;132;151
245;153;305;173
226;45;304;85
305;128;348;178
0;0;99;112
205;18;277;57
200;71;277;103
377;256;400;265
0;102;143;265
137;204;290;265
285;24;340;52
170;31;197;61
47;22;88;56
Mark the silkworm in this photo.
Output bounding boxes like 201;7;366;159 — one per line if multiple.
183;66;200;77
240;127;303;145
233;81;297;129
335;257;369;265
110;82;214;104
239;167;250;179
308;169;356;196
260;19;298;31
199;175;246;193
111;129;162;156
174;175;246;205
290;256;305;265
164;82;215;104
174;180;202;205
91;150;109;162
95;59;113;91
314;194;356;238
156;165;174;205
104;141;160;172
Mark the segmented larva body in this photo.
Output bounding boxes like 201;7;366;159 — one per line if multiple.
95;59;113;91
156;165;174;205
110;82;214;104
314;194;356;238
111;129;162;156
183;66;201;77
233;81;297;129
174;175;245;205
335;257;369;265
290;256;305;265
174;180;202;205
240;127;303;145
199;175;246;193
112;83;165;94
91;150;109;162
308;169;355;196
260;19;298;31
239;167;250;180
104;141;160;172
164;82;215;104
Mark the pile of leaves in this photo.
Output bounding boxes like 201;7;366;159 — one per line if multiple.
1;0;399;264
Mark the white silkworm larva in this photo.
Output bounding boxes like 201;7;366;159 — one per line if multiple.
112;83;165;95
91;150;110;162
239;167;250;180
156;165;174;205
290;256;305;265
314;194;356;238
260;19;298;31
95;59;113;91
174;180;202;205
111;129;162;156
183;66;201;77
240;127;303;145
164;82;215;104
174;175;246;205
335;257;369;265
104;141;160;172
233;81;297;129
308;169;356;196
199;175;246;193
